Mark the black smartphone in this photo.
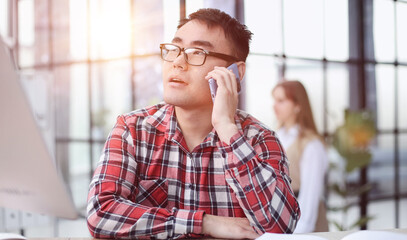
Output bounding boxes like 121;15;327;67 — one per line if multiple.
208;63;241;102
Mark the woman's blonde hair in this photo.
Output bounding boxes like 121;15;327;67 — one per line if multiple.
272;80;319;138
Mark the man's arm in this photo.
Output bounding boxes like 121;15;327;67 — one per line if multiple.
86;115;204;239
207;66;300;233
218;128;301;233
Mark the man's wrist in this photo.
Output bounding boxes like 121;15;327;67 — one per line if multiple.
215;123;239;144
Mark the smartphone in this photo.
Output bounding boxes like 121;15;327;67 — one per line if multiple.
208;63;241;102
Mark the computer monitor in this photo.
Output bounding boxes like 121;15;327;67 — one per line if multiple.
0;37;78;220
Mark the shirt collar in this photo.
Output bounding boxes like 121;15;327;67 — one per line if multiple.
145;103;244;148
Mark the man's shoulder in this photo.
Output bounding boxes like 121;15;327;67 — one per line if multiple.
236;109;273;134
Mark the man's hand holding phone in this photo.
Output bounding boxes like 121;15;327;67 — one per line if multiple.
206;63;242;143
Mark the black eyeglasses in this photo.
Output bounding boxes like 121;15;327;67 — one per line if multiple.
159;43;238;66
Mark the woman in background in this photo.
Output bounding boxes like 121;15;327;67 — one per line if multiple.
272;80;329;233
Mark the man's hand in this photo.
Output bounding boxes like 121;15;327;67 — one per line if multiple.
202;214;261;239
206;66;240;143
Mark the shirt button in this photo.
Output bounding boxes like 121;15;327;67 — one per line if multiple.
188;184;194;190
221;153;226;158
244;185;251;192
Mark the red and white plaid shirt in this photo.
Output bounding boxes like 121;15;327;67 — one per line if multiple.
87;103;300;239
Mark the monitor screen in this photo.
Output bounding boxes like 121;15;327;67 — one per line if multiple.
0;37;78;220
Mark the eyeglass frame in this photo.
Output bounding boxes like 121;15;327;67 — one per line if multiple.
159;43;239;66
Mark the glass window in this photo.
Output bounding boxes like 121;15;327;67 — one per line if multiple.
18;0;50;67
326;63;349;133
91;60;132;140
52;0;71;64
186;0;204;16
376;64;396;130
89;0;131;60
369;134;395;198
92;143;105;170
245;55;278;128
398;66;407;129
397;2;407;63
134;0;165;55
163;0;180;42
367;200;396;229
399;134;407;195
285;59;325;133
244;0;282;55
67;142;91;206
373;0;395;62
68;0;88;62
0;1;9;38
284;0;324;59
54;64;90;140
134;56;163;110
324;0;349;61
400;198;407;228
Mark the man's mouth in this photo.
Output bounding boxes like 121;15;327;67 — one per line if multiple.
170;78;186;84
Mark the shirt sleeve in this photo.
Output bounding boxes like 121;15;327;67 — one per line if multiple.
86;115;205;239
294;139;328;233
217;129;301;233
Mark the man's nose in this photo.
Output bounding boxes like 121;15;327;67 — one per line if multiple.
172;51;188;70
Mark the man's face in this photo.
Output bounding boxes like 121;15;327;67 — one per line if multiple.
162;20;233;109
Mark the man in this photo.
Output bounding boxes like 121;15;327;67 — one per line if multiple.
87;8;300;239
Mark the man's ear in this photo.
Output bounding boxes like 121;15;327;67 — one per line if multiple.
236;61;246;81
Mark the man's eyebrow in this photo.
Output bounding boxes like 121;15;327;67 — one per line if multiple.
190;40;214;49
172;37;182;43
171;37;214;49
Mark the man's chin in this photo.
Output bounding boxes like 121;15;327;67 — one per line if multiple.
164;96;211;109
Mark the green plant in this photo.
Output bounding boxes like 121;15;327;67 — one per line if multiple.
329;109;376;231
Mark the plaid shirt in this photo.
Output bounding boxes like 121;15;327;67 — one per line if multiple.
87;103;300;239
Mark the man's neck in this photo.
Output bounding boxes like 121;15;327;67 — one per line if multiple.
175;105;213;151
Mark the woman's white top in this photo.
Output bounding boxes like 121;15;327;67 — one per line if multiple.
276;125;328;233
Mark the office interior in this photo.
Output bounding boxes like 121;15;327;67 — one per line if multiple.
0;0;406;237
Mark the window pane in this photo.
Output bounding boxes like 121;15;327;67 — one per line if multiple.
54;64;90;139
89;0;131;60
68;0;88;61
52;0;71;63
163;0;180;42
245;0;282;55
373;0;395;62
92;142;105;171
285;59;325;133
367;200;396;229
399;134;407;195
0;1;9;38
186;0;204;16
134;0;164;55
398;66;407;129
284;0;324;59
369;134;395;198
69;64;90;139
91;60;132;140
401;198;407;228
324;0;349;61
397;2;407;64
327;63;349;133
246;55;278;128
18;0;50;67
68;142;91;207
376;64;395;130
134;56;163;109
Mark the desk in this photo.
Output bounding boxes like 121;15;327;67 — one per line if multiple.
29;229;407;240
305;228;407;239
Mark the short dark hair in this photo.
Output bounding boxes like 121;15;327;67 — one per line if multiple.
177;8;252;62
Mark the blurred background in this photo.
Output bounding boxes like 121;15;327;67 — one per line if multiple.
0;0;406;237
